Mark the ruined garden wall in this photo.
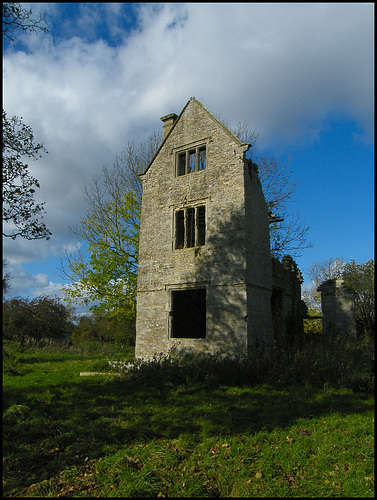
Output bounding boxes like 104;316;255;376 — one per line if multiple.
318;279;356;338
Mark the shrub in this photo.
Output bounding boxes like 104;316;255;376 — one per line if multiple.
123;334;374;393
2;341;22;375
72;313;135;347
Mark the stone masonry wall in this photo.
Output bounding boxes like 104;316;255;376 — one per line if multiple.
244;159;274;346
135;98;273;360
318;279;356;338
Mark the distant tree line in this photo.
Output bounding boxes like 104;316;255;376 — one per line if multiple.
3;296;136;347
3;296;74;346
72;312;135;346
3;256;373;350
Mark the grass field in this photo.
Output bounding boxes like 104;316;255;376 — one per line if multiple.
3;342;374;497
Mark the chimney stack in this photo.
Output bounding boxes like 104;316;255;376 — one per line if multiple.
160;113;178;140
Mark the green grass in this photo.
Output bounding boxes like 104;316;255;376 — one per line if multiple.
2;343;374;497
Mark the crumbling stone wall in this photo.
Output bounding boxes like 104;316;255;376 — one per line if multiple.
271;256;307;345
317;279;356;338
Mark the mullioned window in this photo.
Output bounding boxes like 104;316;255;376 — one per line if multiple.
176;145;206;176
175;205;206;249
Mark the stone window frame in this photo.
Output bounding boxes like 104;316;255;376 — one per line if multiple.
166;283;208;340
173;202;206;250
174;139;208;177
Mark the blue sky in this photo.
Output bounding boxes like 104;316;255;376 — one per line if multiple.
3;3;374;315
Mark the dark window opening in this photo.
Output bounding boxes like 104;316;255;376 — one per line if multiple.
186;207;195;247
174;205;206;249
171;289;206;338
177;153;186;176
197;205;206;246
175;210;185;249
176;145;206;176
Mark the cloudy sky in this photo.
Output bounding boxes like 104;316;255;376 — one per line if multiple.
3;3;374;314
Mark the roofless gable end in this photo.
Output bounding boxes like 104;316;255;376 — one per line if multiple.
141;97;249;177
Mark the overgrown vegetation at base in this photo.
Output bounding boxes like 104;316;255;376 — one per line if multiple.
126;334;374;394
3;337;374;497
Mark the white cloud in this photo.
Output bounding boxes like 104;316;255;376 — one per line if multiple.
3;261;94;316
3;2;373;298
4;262;51;297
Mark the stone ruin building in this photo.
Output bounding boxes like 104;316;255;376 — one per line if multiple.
317;279;357;338
135;97;307;360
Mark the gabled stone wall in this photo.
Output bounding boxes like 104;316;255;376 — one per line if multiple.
135;98;299;360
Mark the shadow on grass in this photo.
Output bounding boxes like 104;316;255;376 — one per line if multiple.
18;355;87;364
3;371;374;496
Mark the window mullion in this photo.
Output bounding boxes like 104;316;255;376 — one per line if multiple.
194;207;198;247
183;208;187;248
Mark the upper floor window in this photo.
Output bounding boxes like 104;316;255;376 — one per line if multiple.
176;145;206;176
175;205;206;249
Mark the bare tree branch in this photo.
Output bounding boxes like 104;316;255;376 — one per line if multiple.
230;121;312;258
3;2;48;44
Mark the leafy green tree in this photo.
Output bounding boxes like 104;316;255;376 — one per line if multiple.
303;305;322;335
3;111;51;240
3;296;75;345
72;312;135;346
62;191;139;322
71;315;97;344
2;260;11;293
3;297;28;343
3;4;50;241
343;259;374;337
61;132;162;325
